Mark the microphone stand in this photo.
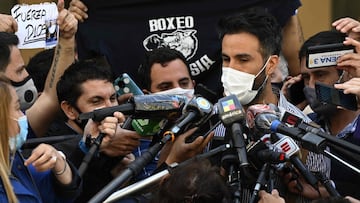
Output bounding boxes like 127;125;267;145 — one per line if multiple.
103;144;231;203
78;115;135;177
249;163;270;203
298;122;360;155
78;132;105;177
88;132;174;203
299;131;360;174
315;172;341;198
222;153;242;203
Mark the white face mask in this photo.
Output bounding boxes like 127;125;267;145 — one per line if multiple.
153;87;195;100
221;57;270;105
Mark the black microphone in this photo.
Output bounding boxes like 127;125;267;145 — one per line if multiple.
79;94;187;122
281;111;360;155
254;112;320;191
89;96;213;203
247;140;287;168
257;149;287;164
168;95;213;136
217;94;249;167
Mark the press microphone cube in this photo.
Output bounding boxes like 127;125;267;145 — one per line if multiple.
273;136;299;157
217;94;245;126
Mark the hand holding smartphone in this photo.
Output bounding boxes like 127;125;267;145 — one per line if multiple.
315;82;358;111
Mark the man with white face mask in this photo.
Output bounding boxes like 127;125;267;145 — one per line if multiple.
216;8;330;202
133;47;214;179
138;47;195;96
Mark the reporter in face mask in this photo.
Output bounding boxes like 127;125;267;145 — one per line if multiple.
0;74;81;202
299;30;360;199
216;8;331;202
0;32;38;111
131;47;214;182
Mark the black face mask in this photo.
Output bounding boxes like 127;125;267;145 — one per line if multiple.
73;105;88;129
303;86;337;117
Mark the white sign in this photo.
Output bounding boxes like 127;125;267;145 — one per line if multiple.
11;3;58;49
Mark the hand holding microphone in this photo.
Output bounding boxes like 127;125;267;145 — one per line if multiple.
162;127;215;165
160;96;214;165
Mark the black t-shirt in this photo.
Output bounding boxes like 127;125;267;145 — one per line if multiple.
76;0;301;99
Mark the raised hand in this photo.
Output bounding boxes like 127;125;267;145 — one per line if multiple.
69;0;88;22
0;14;18;33
57;0;78;39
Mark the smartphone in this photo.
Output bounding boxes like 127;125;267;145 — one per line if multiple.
114;73;143;96
315;82;358;111
288;78;305;105
306;43;355;69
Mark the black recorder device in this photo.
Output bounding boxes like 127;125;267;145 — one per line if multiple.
306;43;355;68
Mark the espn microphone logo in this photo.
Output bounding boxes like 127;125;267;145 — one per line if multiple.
273;136;299;157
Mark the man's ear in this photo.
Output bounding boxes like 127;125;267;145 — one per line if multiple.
60;101;78;120
266;55;280;76
192;80;196;88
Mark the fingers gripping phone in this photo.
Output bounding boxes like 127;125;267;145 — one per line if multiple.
114;73;143;96
315;82;358;111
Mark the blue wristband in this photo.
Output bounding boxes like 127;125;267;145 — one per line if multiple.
79;140;89;154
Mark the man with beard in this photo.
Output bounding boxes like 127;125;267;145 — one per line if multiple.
298;30;360;199
216;8;330;202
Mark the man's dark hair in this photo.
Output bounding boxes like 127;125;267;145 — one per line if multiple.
151;158;231;203
26;49;55;92
299;30;347;59
217;7;282;59
0;32;19;72
56;58;113;107
137;47;191;90
312;197;351;203
299;30;346;75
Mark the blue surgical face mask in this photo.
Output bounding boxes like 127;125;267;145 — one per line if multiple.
9;116;28;151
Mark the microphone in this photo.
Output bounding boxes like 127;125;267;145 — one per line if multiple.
89;96;213;203
246;103;279;130
281;111;360;155
253;111;320;191
168;95;213;136
273;135;320;191
247;140;287;169
79;94;187;122
217;94;249;167
246;104;281;142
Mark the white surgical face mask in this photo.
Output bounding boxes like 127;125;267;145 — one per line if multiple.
221;57;270;105
153;87;194;100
